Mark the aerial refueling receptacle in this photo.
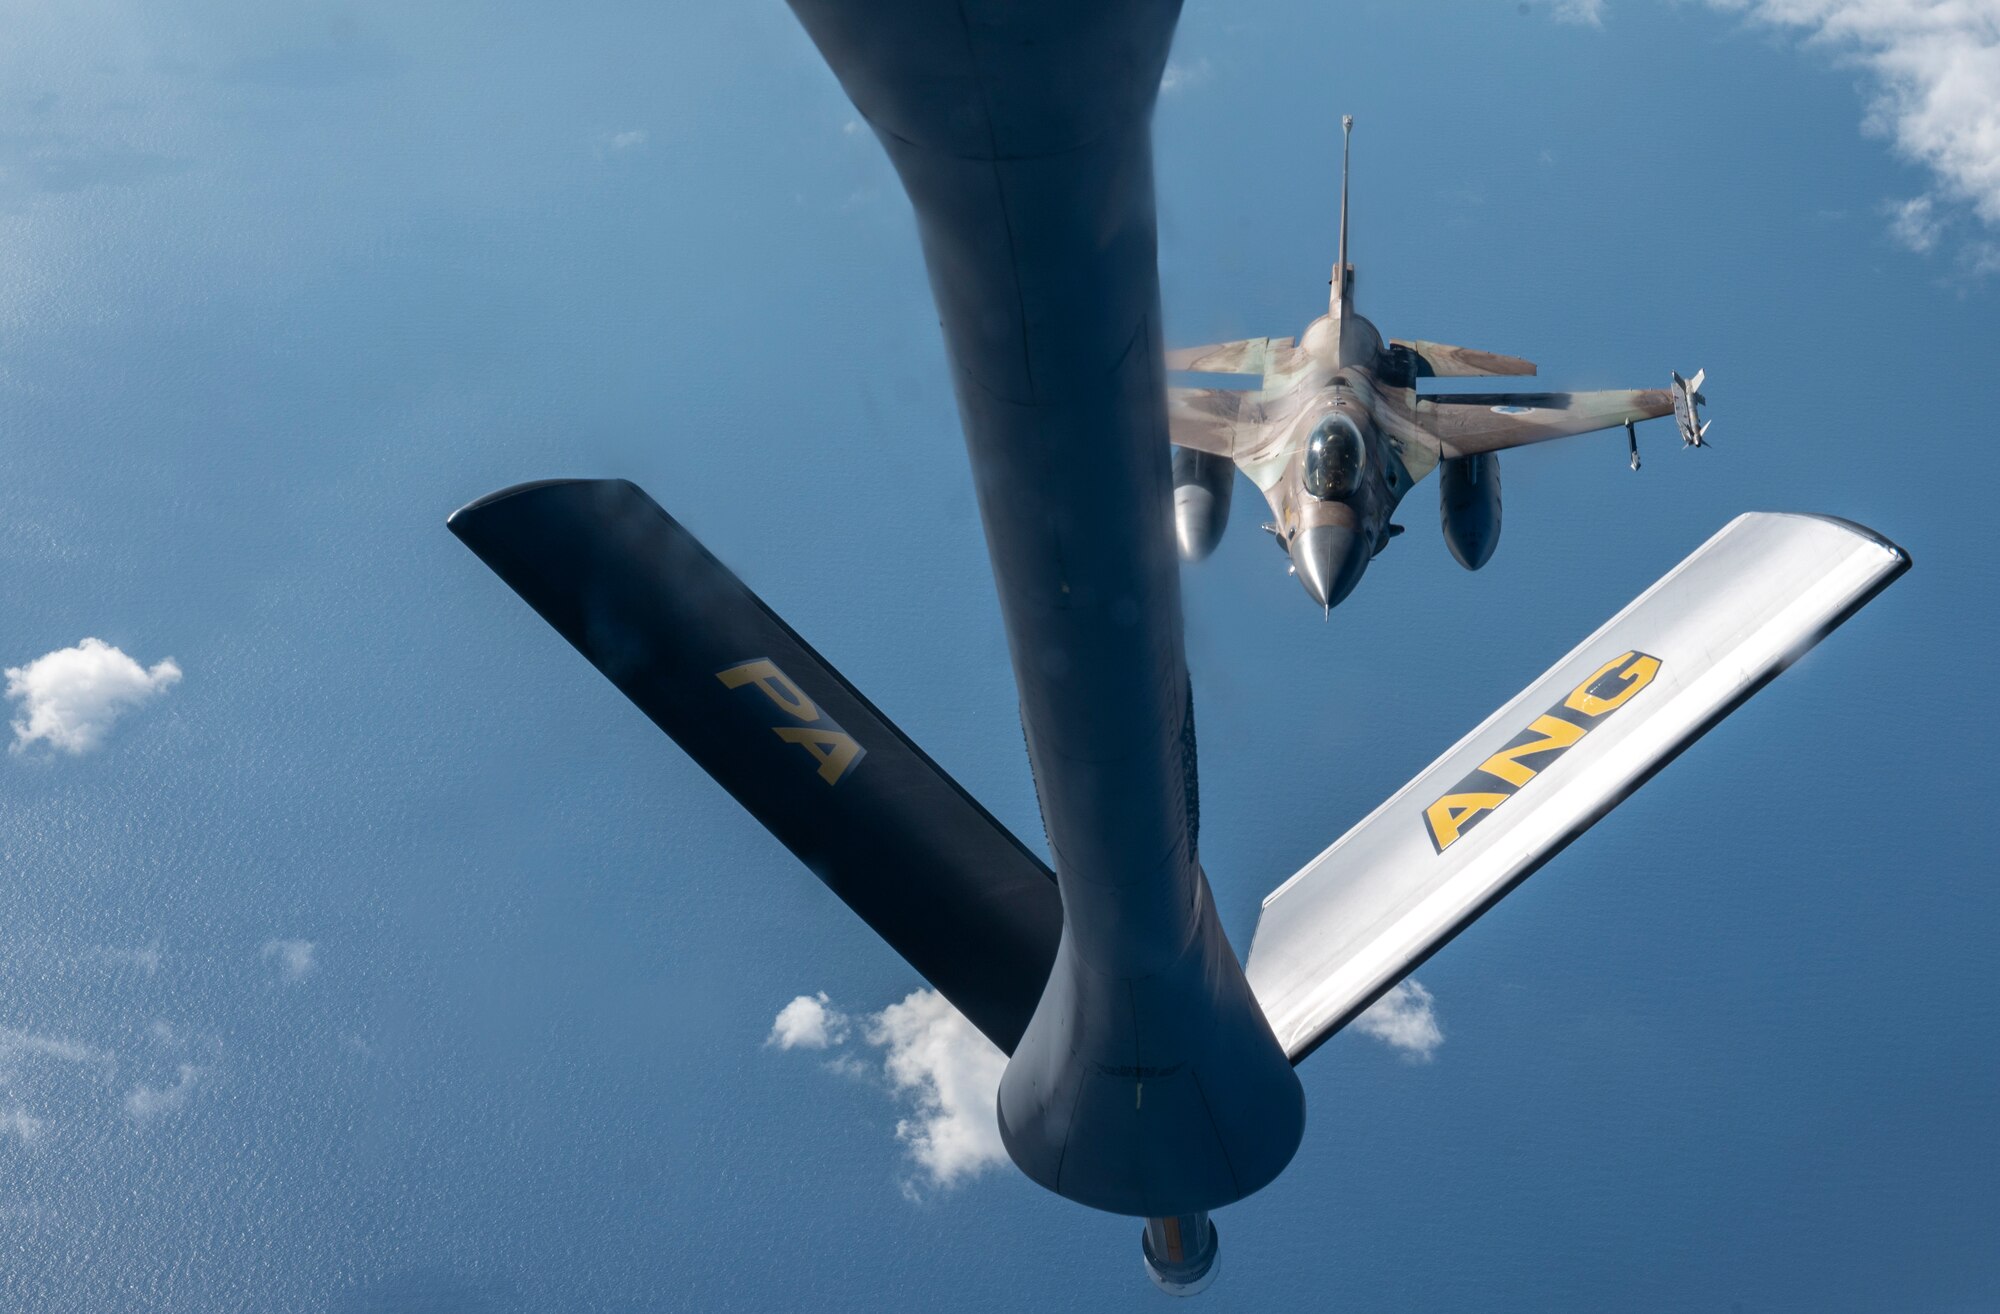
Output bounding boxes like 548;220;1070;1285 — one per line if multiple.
1172;447;1234;561
1439;452;1502;571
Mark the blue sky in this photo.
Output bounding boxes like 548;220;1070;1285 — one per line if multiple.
1;3;1995;1310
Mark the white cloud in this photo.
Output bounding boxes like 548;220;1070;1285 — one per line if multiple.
769;988;1008;1194
1352;980;1444;1061
5;638;180;755
94;944;162;977
866;990;1009;1194
1888;192;1946;249
0;1108;45;1143
1552;0;1607;25
0;1026;113;1069
124;1063;200;1123
768;992;847;1050
1708;0;2000;261
260;938;317;983
606;129;647;152
1160;57;1212;96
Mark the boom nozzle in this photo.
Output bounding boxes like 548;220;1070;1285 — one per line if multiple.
1143;1213;1220;1297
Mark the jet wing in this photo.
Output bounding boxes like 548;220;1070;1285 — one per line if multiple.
1244;512;1910;1062
1391;340;1537;378
1167;386;1260;458
1415;389;1673;457
1165;336;1295;376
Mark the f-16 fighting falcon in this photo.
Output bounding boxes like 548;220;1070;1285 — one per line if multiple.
1167;117;1712;615
447;2;1904;1296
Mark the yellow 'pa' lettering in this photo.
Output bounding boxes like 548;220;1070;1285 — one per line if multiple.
1563;651;1661;718
1426;792;1510;852
716;659;819;723
772;726;862;785
1476;714;1588;787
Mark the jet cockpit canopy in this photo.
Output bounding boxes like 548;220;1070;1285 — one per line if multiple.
1303;415;1366;500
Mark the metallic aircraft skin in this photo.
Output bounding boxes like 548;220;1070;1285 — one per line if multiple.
784;0;1304;1228
1165;120;1704;614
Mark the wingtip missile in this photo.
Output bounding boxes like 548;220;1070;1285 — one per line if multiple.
1671;369;1712;448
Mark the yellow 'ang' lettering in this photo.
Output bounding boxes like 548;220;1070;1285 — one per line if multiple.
1562;651;1661;718
1476;714;1587;787
1425;792;1511;852
772;726;863;785
1424;650;1663;854
716;659;820;723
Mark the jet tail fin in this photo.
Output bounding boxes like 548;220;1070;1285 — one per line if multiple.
1332;114;1355;318
1245;512;1909;1063
448;479;1061;1054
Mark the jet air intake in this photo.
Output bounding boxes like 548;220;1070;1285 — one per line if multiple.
1171;448;1234;562
1439;452;1502;571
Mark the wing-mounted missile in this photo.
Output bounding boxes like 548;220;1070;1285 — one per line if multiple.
1245;512;1908;1062
1672;369;1711;448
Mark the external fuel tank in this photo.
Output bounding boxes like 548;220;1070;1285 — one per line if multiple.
1172;447;1234;561
1439;452;1501;571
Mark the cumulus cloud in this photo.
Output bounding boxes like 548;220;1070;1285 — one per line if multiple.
768;992;847;1050
0;1108;44;1143
866;990;1010;1194
5;638;180;755
1708;0;2000;262
588;128;651;161
94;944;162;977
0;1026;113;1069
124;1063;200;1123
1887;192;1947;249
1552;0;1607;25
1160;57;1212;95
1352;979;1444;1061
769;988;1008;1194
260;939;317;983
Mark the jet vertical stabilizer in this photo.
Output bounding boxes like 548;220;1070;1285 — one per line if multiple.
1332;113;1355;319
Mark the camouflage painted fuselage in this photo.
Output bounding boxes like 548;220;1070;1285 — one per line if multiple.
1164;139;1692;615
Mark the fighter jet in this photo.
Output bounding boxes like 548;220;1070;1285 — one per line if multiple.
1167;117;1710;615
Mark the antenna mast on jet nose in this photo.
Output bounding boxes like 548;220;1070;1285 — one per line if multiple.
1333;114;1354;316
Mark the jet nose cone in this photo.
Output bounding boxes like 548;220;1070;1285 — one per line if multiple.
1292;525;1368;612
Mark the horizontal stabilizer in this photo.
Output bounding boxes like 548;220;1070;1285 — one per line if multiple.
448;479;1061;1054
1392;339;1537;378
1165;336;1295;377
1245;512;1910;1062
